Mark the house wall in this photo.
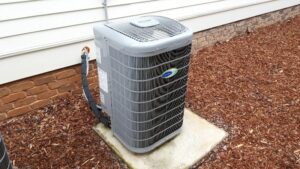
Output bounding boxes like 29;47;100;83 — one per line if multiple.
0;62;98;120
191;5;300;53
0;2;300;121
1;0;299;84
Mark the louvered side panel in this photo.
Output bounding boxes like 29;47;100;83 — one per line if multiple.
110;45;191;150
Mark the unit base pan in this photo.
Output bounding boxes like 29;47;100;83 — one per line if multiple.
113;127;181;154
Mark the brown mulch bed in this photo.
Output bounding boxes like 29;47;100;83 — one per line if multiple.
0;16;299;168
0;94;127;169
187;16;300;168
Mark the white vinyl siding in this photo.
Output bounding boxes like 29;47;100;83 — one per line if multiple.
0;0;299;84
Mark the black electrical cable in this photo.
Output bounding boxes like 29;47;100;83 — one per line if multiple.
81;49;111;128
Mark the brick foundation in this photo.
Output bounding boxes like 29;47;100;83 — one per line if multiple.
0;5;299;121
192;5;300;53
0;62;98;120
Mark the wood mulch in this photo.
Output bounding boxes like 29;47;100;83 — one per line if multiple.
0;16;299;169
187;16;300;169
0;94;126;169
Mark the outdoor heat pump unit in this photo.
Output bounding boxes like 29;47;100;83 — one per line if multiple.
93;16;192;153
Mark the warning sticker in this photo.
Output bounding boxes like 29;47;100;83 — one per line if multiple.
99;69;108;93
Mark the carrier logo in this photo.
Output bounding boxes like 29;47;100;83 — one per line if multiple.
162;68;178;78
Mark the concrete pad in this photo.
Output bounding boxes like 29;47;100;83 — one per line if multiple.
93;108;227;169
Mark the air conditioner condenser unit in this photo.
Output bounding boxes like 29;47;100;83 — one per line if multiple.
93;16;192;153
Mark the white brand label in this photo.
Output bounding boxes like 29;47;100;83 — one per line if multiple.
95;46;101;64
100;92;105;104
99;69;108;93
